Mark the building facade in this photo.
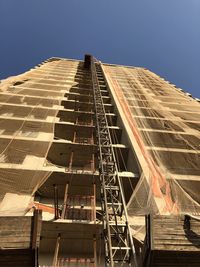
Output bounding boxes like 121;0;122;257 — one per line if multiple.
0;55;200;267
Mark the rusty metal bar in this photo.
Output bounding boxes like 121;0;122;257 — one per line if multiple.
53;184;59;219
93;235;97;267
69;151;74;171
91;128;94;144
91;153;95;173
93;183;96;223
73;130;77;143
61;183;69;219
52;233;61;267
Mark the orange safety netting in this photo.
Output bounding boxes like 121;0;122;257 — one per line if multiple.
103;64;200;218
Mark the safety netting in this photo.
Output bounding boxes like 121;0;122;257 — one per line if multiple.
102;64;200;240
0;59;79;215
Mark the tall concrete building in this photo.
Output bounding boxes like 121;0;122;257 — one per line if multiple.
0;55;200;267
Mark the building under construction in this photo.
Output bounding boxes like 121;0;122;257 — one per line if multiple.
0;55;200;267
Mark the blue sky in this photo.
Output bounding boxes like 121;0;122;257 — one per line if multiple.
0;0;199;97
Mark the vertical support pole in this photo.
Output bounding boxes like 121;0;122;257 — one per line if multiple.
31;209;42;267
91;128;95;173
93;183;96;223
61;183;69;219
69;151;74;171
91;153;95;173
31;209;42;249
74;95;77;111
91;113;93;126
75;95;78;125
52;233;61;267
73;129;77;143
144;214;152;267
54;184;59;219
93;235;97;267
145;214;150;250
91;128;94;145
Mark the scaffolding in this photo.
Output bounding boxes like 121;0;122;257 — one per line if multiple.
86;55;138;267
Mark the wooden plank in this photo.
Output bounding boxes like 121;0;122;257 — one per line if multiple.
0;249;34;267
0;237;32;242
0;221;31;229
150;215;200;254
0;212;42;267
0;242;30;249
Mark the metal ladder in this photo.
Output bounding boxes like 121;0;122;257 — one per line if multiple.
86;55;138;267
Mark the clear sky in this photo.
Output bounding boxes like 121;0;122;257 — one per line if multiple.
0;0;199;97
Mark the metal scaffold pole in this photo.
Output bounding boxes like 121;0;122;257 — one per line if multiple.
85;55;138;267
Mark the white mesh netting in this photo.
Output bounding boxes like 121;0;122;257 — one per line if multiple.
0;59;79;215
103;64;200;220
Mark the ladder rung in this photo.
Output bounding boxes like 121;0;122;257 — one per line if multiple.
110;232;126;235
105;186;119;190
107;203;122;206
112;247;131;250
109;222;126;226
113;259;130;262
